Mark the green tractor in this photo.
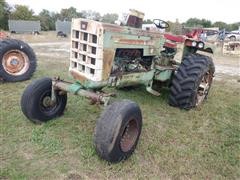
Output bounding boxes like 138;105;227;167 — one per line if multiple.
21;10;215;163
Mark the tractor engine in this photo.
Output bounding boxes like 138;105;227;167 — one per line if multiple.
111;49;152;75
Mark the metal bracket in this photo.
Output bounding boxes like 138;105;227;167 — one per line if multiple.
146;80;160;96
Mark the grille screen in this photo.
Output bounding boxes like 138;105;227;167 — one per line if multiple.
70;24;103;81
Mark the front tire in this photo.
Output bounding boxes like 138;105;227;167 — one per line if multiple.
169;54;215;109
94;100;142;163
21;77;67;123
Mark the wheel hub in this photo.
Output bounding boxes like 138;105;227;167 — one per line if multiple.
196;71;213;106
10;58;20;66
120;119;139;152
42;96;52;107
2;50;30;76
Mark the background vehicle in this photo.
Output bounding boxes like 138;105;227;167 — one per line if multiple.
8;20;41;34
57;31;67;37
21;10;215;162
55;20;71;38
0;32;37;82
226;30;240;41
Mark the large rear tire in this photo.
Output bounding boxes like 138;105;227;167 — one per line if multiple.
0;39;37;82
94;100;142;162
169;54;215;109
21;77;67;123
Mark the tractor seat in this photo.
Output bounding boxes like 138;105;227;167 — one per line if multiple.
164;34;185;43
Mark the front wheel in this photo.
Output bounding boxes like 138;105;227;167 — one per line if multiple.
169;54;215;109
94;100;142;163
21;77;67;123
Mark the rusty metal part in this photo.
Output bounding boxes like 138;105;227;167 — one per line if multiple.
53;79;102;102
196;71;213;106
120;119;139;152
42;96;53;107
115;49;142;58
70;69;87;83
68;17;216;105
52;78;114;105
102;49;115;80
2;49;30;76
118;39;145;45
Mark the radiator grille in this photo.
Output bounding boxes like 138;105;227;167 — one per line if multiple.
70;22;103;81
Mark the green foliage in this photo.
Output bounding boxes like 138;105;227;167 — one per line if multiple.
166;19;183;34
212;21;228;30
143;19;153;24
31;126;64;154
102;13;118;24
185;18;212;28
201;19;212;28
10;5;35;20
80;10;101;21
185;18;239;31
56;7;80;21
227;22;240;31
38;9;55;31
2;2;239;32
0;0;10;30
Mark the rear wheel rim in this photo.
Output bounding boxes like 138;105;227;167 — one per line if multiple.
120;119;139;152
196;71;213;106
2;49;30;76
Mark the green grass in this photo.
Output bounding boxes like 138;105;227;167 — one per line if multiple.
1;51;240;179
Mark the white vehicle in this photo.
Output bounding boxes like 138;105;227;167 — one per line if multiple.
226;30;240;41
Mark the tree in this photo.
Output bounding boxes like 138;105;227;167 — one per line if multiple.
10;5;35;20
102;13;118;24
165;19;183;34
212;21;227;30
0;0;11;30
80;10;101;21
38;9;55;31
171;19;183;35
58;7;79;21
185;18;212;28
165;21;173;32
201;19;212;28
185;18;202;27
143;19;153;24
227;22;240;31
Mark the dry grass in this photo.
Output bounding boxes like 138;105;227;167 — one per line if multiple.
9;31;70;43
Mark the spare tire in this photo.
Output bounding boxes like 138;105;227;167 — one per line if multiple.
0;39;37;82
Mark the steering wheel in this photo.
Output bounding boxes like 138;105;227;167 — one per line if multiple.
153;19;170;29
